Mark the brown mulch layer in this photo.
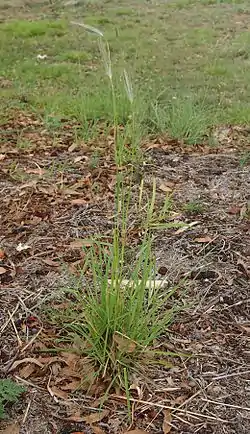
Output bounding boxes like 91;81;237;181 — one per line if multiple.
149;148;250;433
0;112;250;433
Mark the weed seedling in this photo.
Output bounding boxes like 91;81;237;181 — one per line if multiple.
183;201;204;215
16;138;33;150
0;379;25;419
239;152;250;167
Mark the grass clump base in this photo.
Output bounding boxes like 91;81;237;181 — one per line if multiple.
47;229;177;393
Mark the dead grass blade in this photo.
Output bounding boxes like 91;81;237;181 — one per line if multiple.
112;395;229;423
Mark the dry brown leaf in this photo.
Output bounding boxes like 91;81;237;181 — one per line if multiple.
71;198;89;205
66;409;109;424
194;236;213;243
162;409;172;433
74;156;88;163
18;363;36;379
175;221;199;234
0;267;7;275
124;430;148;434
0;423;20;434
24;168;45;176
228;205;241;215
67;414;86;423
51;362;61;376
240;325;250;335
9;357;44;372
92;427;106;434
70;432;86;434
59;367;81;379
63;188;82;196
0;249;5;259
60;380;81;391
70;239;92;249
0;153;6;161
49;386;69;400
83;409;109;424
113;331;137;353
68;142;78;153
159;182;174;193
42;258;60;267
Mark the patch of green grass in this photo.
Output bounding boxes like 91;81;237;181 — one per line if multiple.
47;232;176;390
172;0;249;6
1;0;250;140
56;50;91;63
0;379;25;419
16;136;33;150
151;97;213;144
43;113;64;131
89;149;102;168
8;168;28;183
183;201;205;215
239;151;250;167
1;19;67;38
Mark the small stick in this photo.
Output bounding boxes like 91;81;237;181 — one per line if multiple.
193;275;221;315
47;369;59;403
61;400;106;411
177;382;213;409
20;328;42;353
200;398;250;412
171;412;194;426
16;295;35;317
22;249;56;263
146;409;162;428
0;303;19;335
8;310;22;347
212;370;250;381
22;399;32;424
14;375;44;391
112;395;229;422
196;235;219;256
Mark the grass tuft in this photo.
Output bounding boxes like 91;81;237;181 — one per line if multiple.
44;19;181;397
48;231;176;390
46;177;180;392
151;96;213;145
183;201;205;215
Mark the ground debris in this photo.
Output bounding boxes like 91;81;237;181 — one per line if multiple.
0;113;250;434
